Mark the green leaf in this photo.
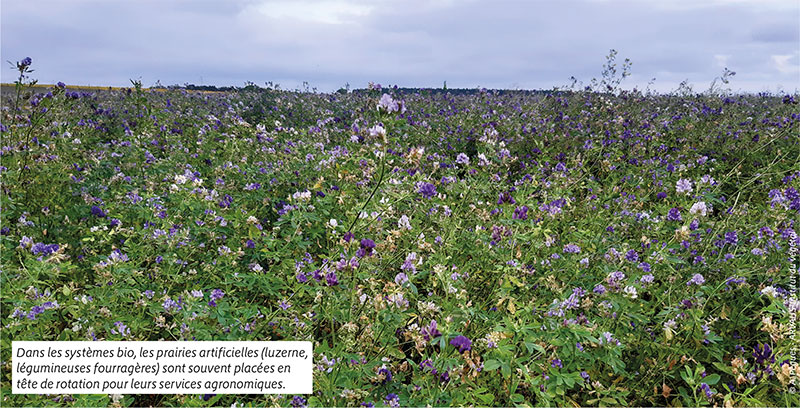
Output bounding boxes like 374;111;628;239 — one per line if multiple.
484;359;501;371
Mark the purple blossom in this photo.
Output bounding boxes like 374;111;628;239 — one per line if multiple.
377;365;393;384
563;244;581;254
90;205;107;218
497;191;516;205
450;335;472;352
208;289;225;306
667;207;682;221
417;183;437;199
394;272;408;285
421;320;441;341
325;271;339;286
676;179;693;194
512;205;528;220
687;273;705;286
357;238;376;257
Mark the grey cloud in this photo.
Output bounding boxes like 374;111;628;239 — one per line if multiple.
1;0;797;92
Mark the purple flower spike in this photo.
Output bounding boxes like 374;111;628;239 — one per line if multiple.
450;335;472;352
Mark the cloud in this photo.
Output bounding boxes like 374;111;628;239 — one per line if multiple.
772;54;800;75
1;0;798;92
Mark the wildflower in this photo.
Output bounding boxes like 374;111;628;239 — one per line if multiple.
676;179;693;194
456;153;470;165
689;201;709;216
384;393;400;408
687;273;705;286
551;359;563;368
640;273;654;284
17;57;32;70
19;236;33;249
752;343;774;366
599;331;621;346
667;207;682;221
377;94;405;114
368;124;386;140
325;271;339;286
91;205;107;218
208;289;225;306
290;396;307;408
357;238;376;258
421;320;441;341
417;183;437;199
625;250;639;262
450;335;472;352
623;286;638;299
377;365;393;384
593;284;606;295
398;214;412;230
512;205;528;220
497;191;516;205
607;271;626;284
394;272;408;285
162;298;182;313
699;383;715;399
563;244;581;254
111;321;131;337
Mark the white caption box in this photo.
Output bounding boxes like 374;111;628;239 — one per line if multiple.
12;341;312;394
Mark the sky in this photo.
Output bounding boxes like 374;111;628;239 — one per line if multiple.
1;0;798;93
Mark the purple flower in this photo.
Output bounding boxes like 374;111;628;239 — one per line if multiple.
699;383;715;399
417;183;437;199
625;250;639;262
91;205;107;218
325;271;339;286
676;179;693;194
394;272;408;285
208;289;224;306
512;205;528;220
455;153;470;165
667;207;682;222
450;335;472;352
753;343;774;366
18;57;32;70
656;192;667;200
377;366;393;384
497;191;516;205
290;396;307;408
593;284;606;294
563;244;581;254
551;359;563;368
357;238;376;257
31;242;59;256
421;320;441;341
687;273;705;286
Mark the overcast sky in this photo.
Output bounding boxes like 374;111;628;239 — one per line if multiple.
1;0;798;93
